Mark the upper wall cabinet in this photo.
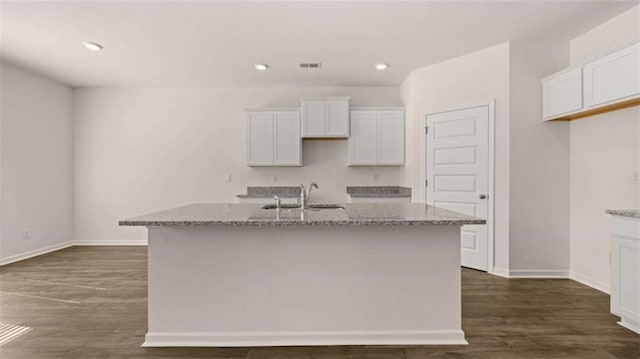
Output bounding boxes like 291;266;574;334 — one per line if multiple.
542;68;583;119
542;39;640;121
583;41;639;108
246;109;301;167
348;107;405;166
301;97;350;138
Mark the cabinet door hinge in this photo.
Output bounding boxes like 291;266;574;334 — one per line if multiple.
425;179;428;187
425;126;429;134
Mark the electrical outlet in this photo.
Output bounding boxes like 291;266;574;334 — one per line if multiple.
224;173;232;182
371;173;378;182
632;172;640;185
272;175;278;183
23;228;30;240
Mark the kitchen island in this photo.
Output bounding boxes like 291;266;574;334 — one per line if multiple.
120;203;485;347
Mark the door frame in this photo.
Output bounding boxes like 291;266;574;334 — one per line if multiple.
424;99;496;275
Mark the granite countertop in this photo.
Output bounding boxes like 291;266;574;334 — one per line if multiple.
119;203;485;227
347;186;412;198
606;209;640;219
237;186;301;198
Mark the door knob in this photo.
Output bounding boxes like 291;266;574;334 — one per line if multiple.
479;194;488;200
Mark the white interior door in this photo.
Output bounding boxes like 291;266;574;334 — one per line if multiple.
426;106;489;271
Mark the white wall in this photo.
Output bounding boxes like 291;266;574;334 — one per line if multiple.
0;63;73;263
401;43;512;272
72;86;402;243
568;5;640;293
402;41;573;275
508;41;570;273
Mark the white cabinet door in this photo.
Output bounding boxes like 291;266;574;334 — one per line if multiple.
542;67;583;120
326;100;349;137
378;110;405;165
348;111;378;165
584;41;640;108
274;111;301;166
611;216;640;334
348;109;404;166
301;100;326;137
247;112;274;166
301;98;349;138
247;110;301;167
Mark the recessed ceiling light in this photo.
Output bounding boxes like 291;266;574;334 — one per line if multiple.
375;63;388;70
83;41;103;52
255;64;268;71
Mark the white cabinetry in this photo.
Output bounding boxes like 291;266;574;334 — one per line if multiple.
542;68;583;119
542;39;640;121
348;108;404;166
246;109;301;166
610;214;640;334
584;41;640;108
301;97;350;138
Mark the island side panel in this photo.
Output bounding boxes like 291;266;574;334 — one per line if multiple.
145;225;464;347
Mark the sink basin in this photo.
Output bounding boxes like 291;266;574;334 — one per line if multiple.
261;204;345;210
261;204;300;210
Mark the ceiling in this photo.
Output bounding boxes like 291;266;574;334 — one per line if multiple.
0;1;636;88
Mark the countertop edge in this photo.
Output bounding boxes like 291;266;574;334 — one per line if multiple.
606;209;640;219
348;193;412;198
119;219;486;227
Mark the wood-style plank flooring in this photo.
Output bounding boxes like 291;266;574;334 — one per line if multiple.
0;246;638;358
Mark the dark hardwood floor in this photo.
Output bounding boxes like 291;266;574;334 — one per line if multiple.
0;246;637;359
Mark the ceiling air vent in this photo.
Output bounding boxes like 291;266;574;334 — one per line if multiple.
298;62;322;69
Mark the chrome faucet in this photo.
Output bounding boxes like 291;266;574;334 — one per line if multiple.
299;182;319;209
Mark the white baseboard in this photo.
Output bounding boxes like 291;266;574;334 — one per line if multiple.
569;271;610;294
0;241;74;266
508;269;569;278
490;268;570;279
143;330;468;347
491;267;510;278
618;318;640;335
73;239;148;246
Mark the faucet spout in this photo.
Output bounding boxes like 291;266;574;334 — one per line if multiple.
299;184;307;209
308;182;319;197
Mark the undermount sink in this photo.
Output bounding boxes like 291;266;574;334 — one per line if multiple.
261;204;345;210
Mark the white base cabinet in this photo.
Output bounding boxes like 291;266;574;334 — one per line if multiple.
610;215;640;334
348;107;405;166
246;109;301;167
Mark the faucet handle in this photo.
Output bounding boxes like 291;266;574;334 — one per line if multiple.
273;196;281;209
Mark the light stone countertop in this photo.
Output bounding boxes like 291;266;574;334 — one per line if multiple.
119;203;485;227
236;186;301;198
346;186;412;198
606;209;640;219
